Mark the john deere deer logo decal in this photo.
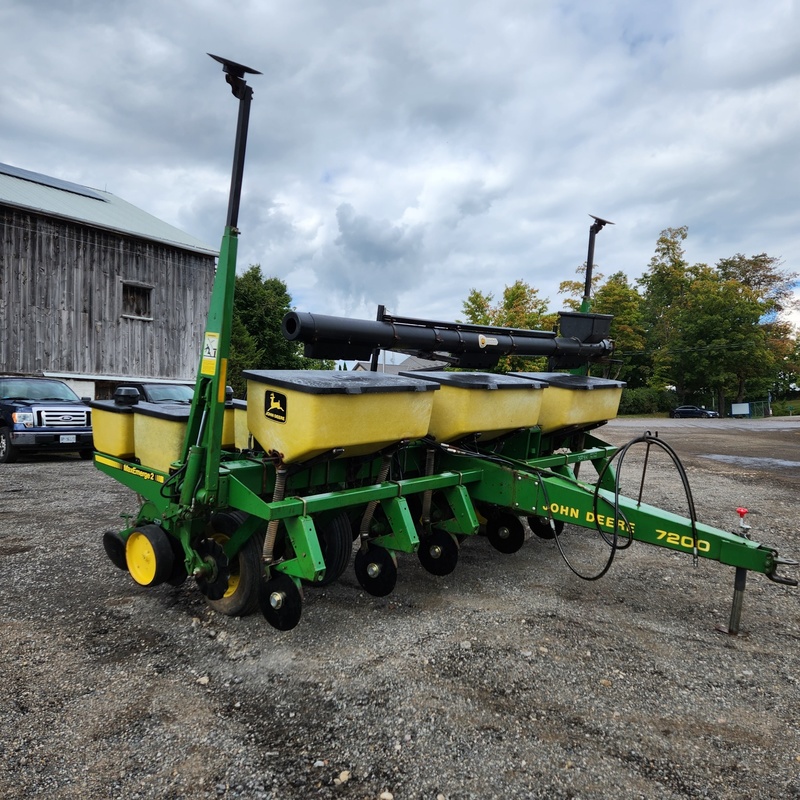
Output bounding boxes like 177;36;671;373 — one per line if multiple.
264;391;287;423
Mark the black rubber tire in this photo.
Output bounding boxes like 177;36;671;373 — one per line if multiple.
194;538;231;602
205;511;264;617
311;512;353;586
125;524;175;587
166;534;189;587
102;530;129;571
79;449;94;460
0;428;18;464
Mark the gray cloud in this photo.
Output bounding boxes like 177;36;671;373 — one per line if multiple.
1;0;798;327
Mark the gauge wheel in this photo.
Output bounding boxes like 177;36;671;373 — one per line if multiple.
310;512;353;587
418;530;460;576
125;524;175;587
259;570;303;631
486;512;526;554
0;428;18;464
354;545;398;597
527;515;565;540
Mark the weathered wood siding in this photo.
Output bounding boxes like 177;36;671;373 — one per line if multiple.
1;208;216;380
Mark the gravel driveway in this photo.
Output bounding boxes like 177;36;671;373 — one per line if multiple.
1;418;798;799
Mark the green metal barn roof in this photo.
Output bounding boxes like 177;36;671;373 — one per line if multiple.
0;162;218;257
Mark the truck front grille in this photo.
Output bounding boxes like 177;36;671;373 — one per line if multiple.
38;409;91;428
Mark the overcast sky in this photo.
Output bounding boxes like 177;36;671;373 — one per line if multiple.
2;0;799;326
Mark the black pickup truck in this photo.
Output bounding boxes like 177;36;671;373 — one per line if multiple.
0;376;93;463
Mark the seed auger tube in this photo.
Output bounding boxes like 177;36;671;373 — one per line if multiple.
93;56;797;634
280;308;615;369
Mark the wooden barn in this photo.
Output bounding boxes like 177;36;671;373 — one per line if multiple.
0;162;217;398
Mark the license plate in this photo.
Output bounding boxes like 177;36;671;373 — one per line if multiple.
60;435;77;444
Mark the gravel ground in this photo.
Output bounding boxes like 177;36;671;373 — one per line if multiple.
1;418;799;800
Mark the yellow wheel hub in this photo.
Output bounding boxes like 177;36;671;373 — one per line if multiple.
224;573;240;598
211;533;239;598
126;530;158;585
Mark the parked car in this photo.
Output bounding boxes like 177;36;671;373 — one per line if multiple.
0;376;93;463
669;405;720;419
114;382;195;404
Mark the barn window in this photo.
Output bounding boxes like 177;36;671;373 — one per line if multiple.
122;282;153;320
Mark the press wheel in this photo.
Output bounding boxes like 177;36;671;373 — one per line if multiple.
259;570;303;631
205;511;264;616
486;512;526;554
527;515;565;540
354;545;398;597
418;530;459;576
312;512;353;586
194;538;231;602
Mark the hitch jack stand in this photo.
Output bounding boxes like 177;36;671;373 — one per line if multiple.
719;567;748;636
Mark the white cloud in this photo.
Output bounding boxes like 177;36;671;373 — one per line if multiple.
1;0;798;329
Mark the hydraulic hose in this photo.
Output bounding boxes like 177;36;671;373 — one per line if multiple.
595;433;699;564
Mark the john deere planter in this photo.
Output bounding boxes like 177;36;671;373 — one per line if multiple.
94;55;797;633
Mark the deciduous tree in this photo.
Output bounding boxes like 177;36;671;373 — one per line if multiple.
591;272;648;386
228;265;331;397
460;280;554;372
